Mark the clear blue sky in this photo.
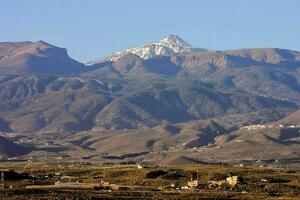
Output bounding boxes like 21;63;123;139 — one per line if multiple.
1;0;300;62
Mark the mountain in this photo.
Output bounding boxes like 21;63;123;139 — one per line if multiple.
86;35;205;65
0;36;299;134
0;75;295;133
0;36;299;162
172;49;300;104
0;75;113;133
84;36;300;104
0;41;84;75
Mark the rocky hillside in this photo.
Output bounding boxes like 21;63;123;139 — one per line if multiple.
0;75;296;133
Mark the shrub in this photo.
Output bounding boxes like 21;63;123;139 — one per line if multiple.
146;170;167;179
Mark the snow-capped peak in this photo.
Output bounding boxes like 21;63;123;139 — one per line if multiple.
158;35;193;52
86;35;204;65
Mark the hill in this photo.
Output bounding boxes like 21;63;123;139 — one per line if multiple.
276;109;300;125
0;136;30;159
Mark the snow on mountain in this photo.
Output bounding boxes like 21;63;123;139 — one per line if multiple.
86;35;205;65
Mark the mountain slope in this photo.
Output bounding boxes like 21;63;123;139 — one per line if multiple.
276;109;300;125
94;79;296;130
0;75;114;133
0;75;295;133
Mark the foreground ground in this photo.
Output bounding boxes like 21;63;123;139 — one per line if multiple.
0;162;299;199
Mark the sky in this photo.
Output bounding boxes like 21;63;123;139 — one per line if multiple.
1;0;300;62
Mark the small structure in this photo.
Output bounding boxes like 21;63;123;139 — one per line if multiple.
54;172;61;176
0;171;4;189
226;176;239;187
248;124;266;130
1;171;4;182
100;180;110;185
137;165;143;169
187;180;199;188
181;186;189;190
278;124;299;129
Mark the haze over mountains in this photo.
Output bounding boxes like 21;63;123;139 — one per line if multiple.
0;35;299;163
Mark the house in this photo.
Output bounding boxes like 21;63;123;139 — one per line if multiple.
187;180;199;188
226;176;239;187
181;186;189;190
137;165;143;169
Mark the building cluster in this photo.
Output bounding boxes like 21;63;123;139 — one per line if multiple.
0;166;244;193
240;124;299;131
278;124;299;129
207;175;240;189
160;175;241;192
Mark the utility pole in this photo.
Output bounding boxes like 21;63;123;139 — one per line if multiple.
1;172;4;182
103;168;106;182
1;171;4;189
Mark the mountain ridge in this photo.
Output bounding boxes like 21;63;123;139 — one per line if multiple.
0;41;84;75
0;36;299;161
0;36;299;133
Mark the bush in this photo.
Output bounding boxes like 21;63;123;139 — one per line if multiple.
146;170;167;179
162;170;187;180
212;173;228;181
269;177;290;183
